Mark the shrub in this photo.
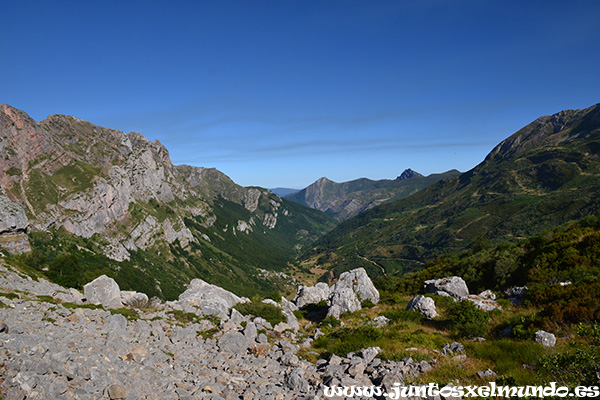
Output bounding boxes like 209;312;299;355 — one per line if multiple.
539;323;600;387
447;300;488;338
361;299;376;309
382;308;423;324
109;307;140;321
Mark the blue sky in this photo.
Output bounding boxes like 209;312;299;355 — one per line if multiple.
3;1;600;188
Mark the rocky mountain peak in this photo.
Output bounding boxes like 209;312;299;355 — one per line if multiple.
485;103;600;163
397;168;423;181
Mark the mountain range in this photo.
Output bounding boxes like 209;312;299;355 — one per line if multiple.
2;101;600;299
303;103;600;280
0;104;336;299
285;168;461;221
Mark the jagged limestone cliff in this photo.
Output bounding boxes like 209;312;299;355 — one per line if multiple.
0;104;336;299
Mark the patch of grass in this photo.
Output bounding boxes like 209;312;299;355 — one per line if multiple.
62;302;102;310
36;295;58;304
467;339;547;385
0;292;19;300
234;298;286;327
314;325;383;358
109;307;140;321
196;327;219;339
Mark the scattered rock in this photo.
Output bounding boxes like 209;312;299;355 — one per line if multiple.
406;295;438;319
477;368;497;378
177;278;246;319
371;315;390;327
442;342;465;356
505;286;528;305
120;291;149;307
535;330;556;348
466;294;502;312
83;275;123;309
106;384;127;399
424;276;469;299
218;331;252;353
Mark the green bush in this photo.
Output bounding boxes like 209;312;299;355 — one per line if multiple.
382;308;423;324
539;324;600;387
234;298;286;327
447;300;488;338
361;299;376;309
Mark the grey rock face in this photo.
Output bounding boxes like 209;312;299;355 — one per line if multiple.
423;276;469;299
293;282;330;308
177;278;245;319
406;295;438;319
0;189;29;235
0;189;30;254
83;275;123;309
535;330;556;347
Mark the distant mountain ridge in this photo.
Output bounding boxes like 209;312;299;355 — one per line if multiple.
269;187;300;197
0;104;336;299
304;102;600;280
285;168;461;221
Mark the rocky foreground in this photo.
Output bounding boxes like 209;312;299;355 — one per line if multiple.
0;265;439;400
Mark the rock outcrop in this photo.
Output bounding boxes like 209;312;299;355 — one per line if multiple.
331;267;380;304
292;268;380;319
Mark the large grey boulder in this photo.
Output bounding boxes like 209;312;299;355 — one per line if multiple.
332;268;380;304
406;295;438;319
293;282;330;308
535;330;556;348
327;287;361;318
177;278;245;319
83;275;123;309
423;276;469;299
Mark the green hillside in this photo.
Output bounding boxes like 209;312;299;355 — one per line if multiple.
303;103;600;280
